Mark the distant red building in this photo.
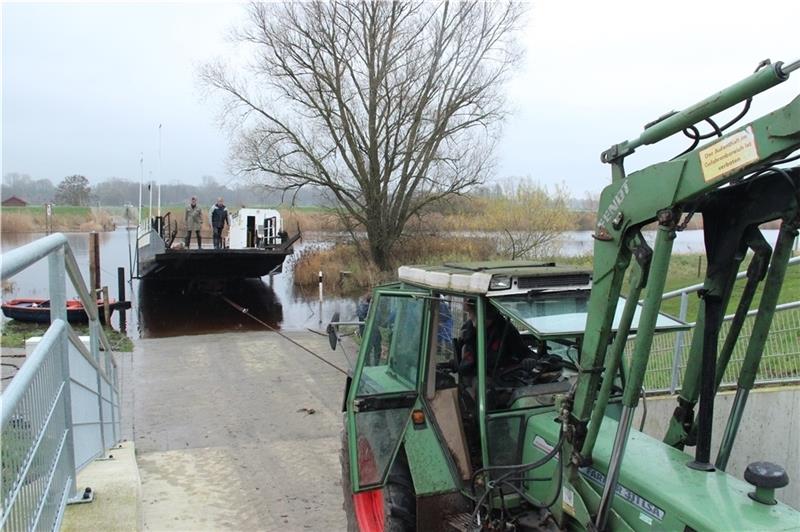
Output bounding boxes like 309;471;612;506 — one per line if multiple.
1;196;28;207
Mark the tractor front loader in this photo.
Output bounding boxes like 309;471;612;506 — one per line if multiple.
339;59;800;531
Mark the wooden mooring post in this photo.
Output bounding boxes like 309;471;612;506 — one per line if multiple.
117;267;127;333
318;271;324;326
89;231;112;326
89;232;100;292
101;286;111;326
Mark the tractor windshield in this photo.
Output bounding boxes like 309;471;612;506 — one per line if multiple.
490;291;688;340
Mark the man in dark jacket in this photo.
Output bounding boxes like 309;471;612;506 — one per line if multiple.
211;197;229;249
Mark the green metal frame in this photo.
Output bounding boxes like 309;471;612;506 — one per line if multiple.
346;287;432;492
567;63;800;529
573;98;800;453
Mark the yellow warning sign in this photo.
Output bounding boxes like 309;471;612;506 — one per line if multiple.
699;126;759;182
562;487;576;517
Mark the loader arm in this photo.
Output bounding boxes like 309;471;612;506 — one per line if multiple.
572;92;800;450
562;61;800;530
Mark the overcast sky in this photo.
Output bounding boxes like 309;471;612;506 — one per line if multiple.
2;1;798;195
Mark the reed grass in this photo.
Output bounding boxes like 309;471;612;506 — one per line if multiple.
1;206;115;233
292;234;497;292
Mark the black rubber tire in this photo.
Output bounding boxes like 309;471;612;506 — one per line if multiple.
384;449;416;531
340;420;417;531
341;425;359;532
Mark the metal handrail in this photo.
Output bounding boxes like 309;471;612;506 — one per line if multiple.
66;326;117;390
1;233;67;278
705;300;800;326
1;232;122;531
638;304;800;393
63;245;118;367
640;256;800;393
636;254;800;394
1;233;118;368
0;321;66;428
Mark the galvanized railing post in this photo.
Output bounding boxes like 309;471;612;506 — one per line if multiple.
49;246;79;500
107;347;118;444
48;246;67;324
90;319;107;452
669;291;690;393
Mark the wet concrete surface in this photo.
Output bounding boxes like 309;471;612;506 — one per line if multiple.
119;330;356;531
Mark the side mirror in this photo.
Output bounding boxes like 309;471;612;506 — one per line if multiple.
326;311;341;350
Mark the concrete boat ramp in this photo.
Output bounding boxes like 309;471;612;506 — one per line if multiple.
65;330;351;531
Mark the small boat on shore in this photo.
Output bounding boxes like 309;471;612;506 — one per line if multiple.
1;298;115;324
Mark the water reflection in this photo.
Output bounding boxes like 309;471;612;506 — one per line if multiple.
136;278;283;338
1;229;358;338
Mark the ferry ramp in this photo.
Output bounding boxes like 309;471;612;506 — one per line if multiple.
119;330;353;531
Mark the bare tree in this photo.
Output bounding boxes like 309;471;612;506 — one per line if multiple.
201;1;525;269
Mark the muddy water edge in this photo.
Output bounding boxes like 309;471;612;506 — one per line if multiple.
1;229;357;339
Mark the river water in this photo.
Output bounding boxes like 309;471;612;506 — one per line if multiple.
0;227;782;338
1;229;357;338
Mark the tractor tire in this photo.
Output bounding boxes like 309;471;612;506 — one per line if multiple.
340;423;416;532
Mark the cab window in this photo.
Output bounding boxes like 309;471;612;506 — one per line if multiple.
356;294;426;395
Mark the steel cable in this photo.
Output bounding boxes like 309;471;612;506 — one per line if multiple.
219;294;349;376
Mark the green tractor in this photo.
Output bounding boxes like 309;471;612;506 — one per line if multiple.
337;59;800;531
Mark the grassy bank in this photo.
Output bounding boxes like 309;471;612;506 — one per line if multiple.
658;254;800;318
1;320;133;352
1;205;116;233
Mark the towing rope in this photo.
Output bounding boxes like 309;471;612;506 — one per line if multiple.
219;295;349;376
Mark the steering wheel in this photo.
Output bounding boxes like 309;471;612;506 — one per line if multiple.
496;363;535;386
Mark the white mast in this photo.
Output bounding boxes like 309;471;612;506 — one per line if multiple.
148;171;153;227
138;153;144;227
157;124;162;219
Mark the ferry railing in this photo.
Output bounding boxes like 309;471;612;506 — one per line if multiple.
630;255;800;394
1;233;121;531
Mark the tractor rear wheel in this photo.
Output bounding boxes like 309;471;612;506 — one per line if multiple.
341;427;416;532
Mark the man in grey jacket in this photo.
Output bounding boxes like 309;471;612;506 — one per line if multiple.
184;196;203;248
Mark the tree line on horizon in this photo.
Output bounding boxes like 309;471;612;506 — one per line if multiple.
2;171;599;211
0;173;330;208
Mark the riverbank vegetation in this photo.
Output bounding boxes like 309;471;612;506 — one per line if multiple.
1;206;116;233
0;320;133;351
293;235;498;293
292;184;577;290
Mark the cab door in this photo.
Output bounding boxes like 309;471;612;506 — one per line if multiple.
346;289;430;491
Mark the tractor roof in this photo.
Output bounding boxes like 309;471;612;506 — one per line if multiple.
397;261;592;296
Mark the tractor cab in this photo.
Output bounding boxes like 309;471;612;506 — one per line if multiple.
341;261;688;530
